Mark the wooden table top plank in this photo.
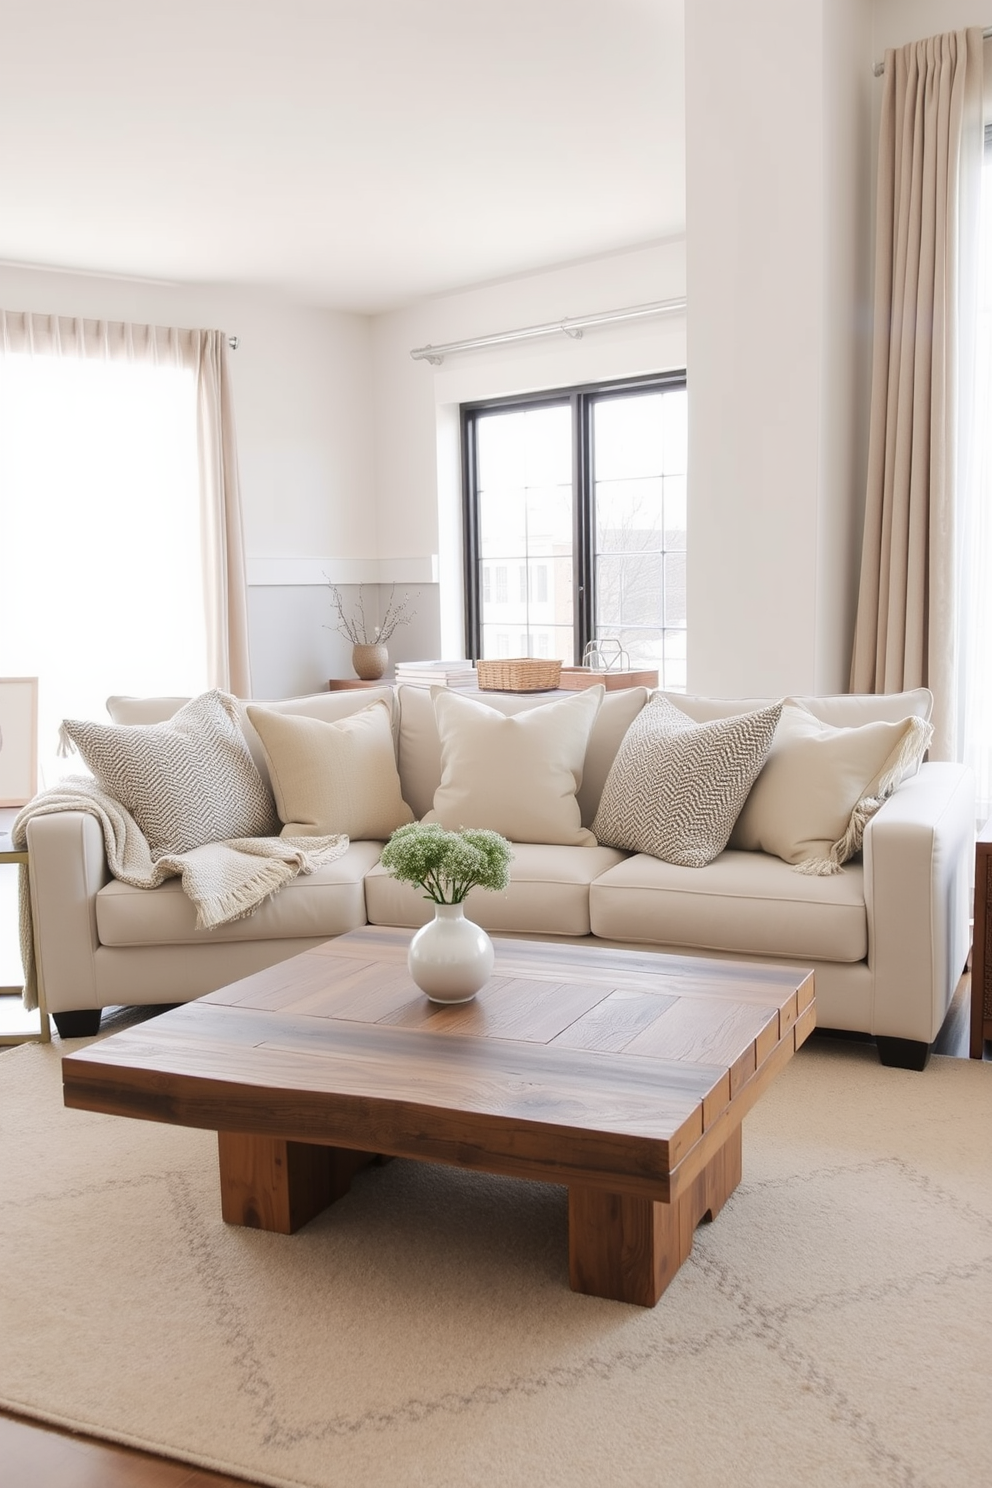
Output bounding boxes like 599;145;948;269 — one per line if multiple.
287;961;429;1023
549;987;680;1052
378;976;616;1042
622;994;779;1067
197;954;366;1010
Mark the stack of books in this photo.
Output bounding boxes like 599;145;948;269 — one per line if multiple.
394;660;477;690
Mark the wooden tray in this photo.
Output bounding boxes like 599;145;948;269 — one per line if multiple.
559;667;658;691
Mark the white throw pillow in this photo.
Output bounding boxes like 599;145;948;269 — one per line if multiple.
592;696;783;867
63;690;278;856
729;701;933;873
425;685;604;846
246;699;413;841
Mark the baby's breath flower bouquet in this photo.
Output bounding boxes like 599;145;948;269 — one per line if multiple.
380;821;512;904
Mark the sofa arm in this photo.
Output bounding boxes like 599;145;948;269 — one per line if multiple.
26;811;110;1015
862;762;975;1044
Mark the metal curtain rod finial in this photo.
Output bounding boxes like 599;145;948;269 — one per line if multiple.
409;297;686;365
228;334;240;351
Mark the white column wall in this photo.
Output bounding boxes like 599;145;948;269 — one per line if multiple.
684;0;872;698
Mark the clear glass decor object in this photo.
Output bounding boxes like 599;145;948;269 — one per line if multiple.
407;903;495;1003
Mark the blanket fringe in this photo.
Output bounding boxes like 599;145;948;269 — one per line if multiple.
791;715;933;878
793;856;843;877
189;859;296;931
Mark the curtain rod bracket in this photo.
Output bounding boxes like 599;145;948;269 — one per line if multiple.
227;335;240;351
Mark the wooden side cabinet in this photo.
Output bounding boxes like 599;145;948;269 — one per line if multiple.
971;822;992;1057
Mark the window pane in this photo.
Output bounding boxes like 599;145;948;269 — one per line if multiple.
661;389;688;475
665;550;687;627
593;393;664;480
595;478;664;553
476;404;573;661
592;384;687;687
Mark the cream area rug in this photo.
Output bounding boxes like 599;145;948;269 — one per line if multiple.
0;1033;990;1488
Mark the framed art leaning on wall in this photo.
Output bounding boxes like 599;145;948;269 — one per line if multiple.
0;677;38;806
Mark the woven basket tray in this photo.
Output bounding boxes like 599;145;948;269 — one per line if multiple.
475;658;562;692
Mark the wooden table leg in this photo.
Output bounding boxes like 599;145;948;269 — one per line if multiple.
568;1126;743;1306
217;1133;376;1234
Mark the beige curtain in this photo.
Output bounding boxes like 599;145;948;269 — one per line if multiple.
0;311;251;696
850;28;983;759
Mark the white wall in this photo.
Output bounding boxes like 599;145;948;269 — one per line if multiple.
0;262;377;695
370;240;687;655
872;1;987;51
684;0;873;698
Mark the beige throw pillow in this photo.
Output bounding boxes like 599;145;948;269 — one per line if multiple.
63;690;278;856
425;685;604;846
246;699;413;841
592;695;783;867
729;701;933;873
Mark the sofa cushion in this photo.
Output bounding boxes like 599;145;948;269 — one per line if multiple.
397;684;646;826
96;840;384;946
106;695;192;724
64;690;278;856
592;697;783;867
246;699;413;840
589;849;867;963
729;703;933;872
365;843;628;936
655;687;933;727
423;686;604;846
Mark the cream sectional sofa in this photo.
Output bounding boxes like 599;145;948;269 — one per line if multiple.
23;683;975;1070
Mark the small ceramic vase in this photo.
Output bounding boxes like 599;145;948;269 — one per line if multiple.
352;642;388;680
407;903;495;1003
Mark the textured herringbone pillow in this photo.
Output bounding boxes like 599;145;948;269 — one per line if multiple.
246;699;413;840
592;696;783;866
63;690;277;856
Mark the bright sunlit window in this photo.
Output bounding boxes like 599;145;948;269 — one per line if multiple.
462;374;688;686
0;354;207;785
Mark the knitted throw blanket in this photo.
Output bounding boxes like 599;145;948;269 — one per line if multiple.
12;776;349;1011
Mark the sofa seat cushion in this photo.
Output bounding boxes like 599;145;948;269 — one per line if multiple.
95;840;384;947
589;849;867;963
364;843;628;936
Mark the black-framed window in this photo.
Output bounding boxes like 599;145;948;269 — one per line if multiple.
461;371;688;688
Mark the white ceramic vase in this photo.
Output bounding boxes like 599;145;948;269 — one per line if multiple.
407;902;495;1003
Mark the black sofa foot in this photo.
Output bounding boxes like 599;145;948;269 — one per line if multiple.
53;1009;102;1038
876;1036;931;1071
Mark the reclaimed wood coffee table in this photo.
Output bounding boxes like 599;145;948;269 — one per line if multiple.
62;927;815;1306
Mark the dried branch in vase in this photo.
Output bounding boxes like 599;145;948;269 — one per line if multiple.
324;583;419;645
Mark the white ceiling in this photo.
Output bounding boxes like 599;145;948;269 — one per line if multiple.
0;0;684;313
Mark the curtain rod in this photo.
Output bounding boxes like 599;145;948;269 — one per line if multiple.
409;297;686;365
873;25;992;76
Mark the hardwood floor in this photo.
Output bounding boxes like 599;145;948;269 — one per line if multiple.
0;1410;252;1488
1;970;988;1486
